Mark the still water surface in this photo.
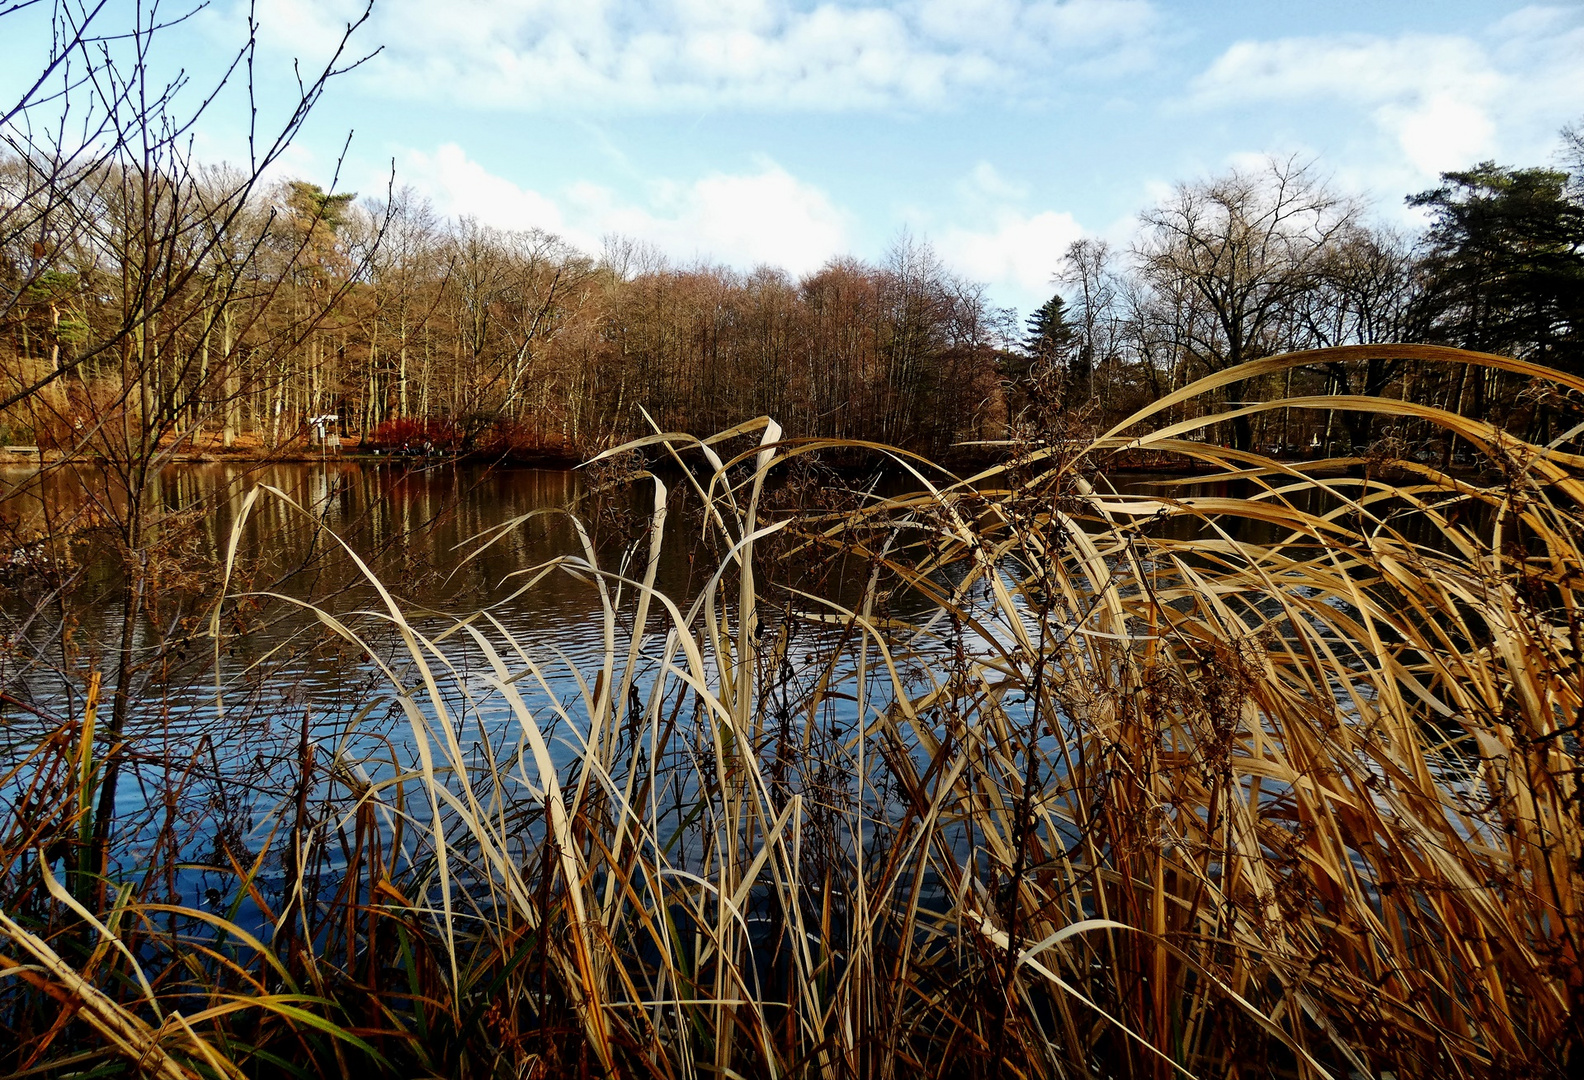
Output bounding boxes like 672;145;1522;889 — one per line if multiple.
0;459;1284;910
0;456;1297;752
2;462;720;888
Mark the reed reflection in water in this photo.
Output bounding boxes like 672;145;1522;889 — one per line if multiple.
1;462;696;884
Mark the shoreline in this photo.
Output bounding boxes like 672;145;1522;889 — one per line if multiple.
0;443;584;470
0;442;1403;475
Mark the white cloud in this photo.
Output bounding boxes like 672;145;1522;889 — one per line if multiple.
403;144;574;237
1384;95;1496;177
1191;35;1497;110
667;165;850;272
914;0;1149;52
960;162;1030;204
399;144;848;275
398;145;1089;307
1188;8;1584;183
939;209;1083;304
922;162;1088;310
249;0;1159;111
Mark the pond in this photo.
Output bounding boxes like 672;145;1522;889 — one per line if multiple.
1;463;706;894
0;456;1351;918
3;456;966;909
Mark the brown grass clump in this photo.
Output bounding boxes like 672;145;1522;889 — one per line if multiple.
0;345;1580;1078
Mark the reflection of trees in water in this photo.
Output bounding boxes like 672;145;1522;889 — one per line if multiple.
0;464;605;881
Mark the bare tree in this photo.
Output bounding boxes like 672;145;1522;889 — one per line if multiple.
1133;156;1358;448
1058;238;1138;414
1289;223;1423;447
1;0;377;898
1562;117;1584;196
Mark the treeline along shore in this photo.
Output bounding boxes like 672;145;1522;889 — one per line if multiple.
4;149;1582;469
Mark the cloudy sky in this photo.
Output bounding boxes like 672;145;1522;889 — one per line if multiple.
6;0;1583;317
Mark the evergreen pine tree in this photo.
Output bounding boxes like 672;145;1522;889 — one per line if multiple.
1409;163;1584;374
1024;294;1077;362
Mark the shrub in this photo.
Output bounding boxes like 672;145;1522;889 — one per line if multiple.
365;416;462;453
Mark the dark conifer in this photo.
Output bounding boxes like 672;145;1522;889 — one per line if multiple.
1409;163;1584;375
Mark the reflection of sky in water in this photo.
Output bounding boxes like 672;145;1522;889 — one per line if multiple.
0;461;896;920
2;467;624;891
0;461;1490;929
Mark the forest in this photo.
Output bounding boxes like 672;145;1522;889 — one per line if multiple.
5;140;1582;466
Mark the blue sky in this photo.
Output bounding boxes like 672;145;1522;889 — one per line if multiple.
6;0;1584;317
